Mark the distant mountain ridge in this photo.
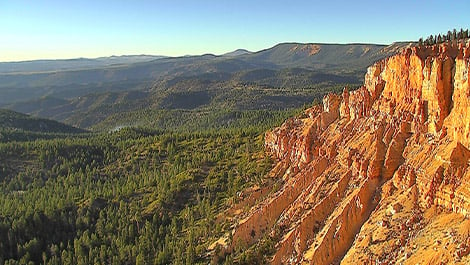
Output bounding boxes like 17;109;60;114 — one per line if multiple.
0;41;414;130
240;42;388;68
0;55;166;74
0;42;410;105
222;49;252;57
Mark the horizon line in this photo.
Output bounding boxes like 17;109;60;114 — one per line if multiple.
0;41;408;63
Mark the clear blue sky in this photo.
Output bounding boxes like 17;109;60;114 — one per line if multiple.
1;0;469;62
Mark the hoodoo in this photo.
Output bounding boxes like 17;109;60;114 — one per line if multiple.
221;40;470;264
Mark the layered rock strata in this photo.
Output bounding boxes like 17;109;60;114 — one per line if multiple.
218;40;470;264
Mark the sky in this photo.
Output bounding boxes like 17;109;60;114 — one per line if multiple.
1;0;469;62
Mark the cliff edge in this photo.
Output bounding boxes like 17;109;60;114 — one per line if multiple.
221;40;470;264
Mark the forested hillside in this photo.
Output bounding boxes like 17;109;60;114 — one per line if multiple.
0;105;299;264
0;109;84;134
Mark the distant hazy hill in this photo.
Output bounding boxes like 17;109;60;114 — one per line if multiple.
0;42;409;104
0;55;166;74
0;109;85;133
222;49;252;57
0;42;414;130
242;43;393;69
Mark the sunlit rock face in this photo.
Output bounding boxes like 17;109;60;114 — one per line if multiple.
221;40;470;264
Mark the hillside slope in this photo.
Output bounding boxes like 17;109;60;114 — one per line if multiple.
215;40;470;264
241;43;399;70
0;109;85;134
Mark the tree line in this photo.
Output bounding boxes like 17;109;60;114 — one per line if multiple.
418;28;469;46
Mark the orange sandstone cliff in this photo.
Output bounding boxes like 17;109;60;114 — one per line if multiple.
214;40;470;264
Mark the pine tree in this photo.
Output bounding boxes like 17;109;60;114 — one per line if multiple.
429;35;435;45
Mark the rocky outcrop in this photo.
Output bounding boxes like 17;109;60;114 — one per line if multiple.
216;40;470;264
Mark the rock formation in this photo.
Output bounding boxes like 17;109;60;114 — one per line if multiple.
215;40;470;264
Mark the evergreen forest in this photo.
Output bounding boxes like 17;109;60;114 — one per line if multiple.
0;108;299;264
